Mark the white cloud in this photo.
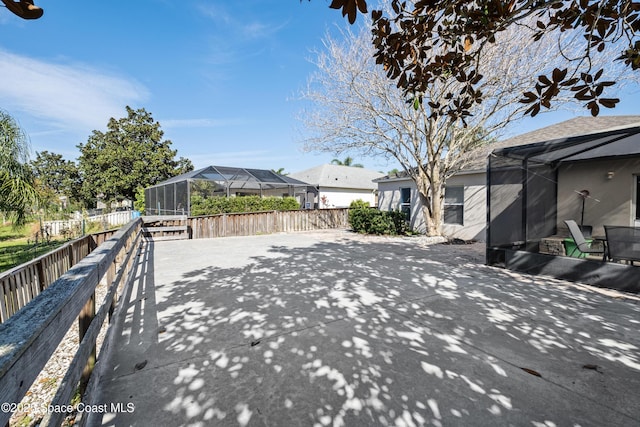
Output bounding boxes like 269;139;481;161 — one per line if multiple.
196;3;287;41
0;49;149;131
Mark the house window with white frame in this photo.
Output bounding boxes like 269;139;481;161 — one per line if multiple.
400;187;411;220
444;186;464;225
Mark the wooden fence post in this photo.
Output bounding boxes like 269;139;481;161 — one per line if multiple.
78;291;96;395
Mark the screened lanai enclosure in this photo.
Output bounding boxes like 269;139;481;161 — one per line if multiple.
486;125;640;292
145;166;317;216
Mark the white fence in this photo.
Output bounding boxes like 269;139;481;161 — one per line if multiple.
44;211;137;236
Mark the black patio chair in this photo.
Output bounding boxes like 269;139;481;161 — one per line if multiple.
564;220;606;261
604;225;640;265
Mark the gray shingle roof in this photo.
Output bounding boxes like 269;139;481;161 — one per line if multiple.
465;115;640;170
374;115;640;183
288;164;384;190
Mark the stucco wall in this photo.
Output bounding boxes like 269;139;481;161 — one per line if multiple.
442;172;487;241
557;158;640;236
377;181;425;231
377;172;487;241
319;187;376;208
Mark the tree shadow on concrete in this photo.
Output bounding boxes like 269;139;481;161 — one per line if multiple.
93;233;640;426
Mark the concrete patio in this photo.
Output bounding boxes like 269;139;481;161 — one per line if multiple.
87;230;640;426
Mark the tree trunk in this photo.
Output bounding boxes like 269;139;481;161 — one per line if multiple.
416;170;444;237
429;180;444;236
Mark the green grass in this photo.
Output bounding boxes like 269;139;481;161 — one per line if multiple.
0;222;68;273
0;222;27;241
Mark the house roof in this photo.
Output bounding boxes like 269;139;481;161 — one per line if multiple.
467;115;640;170
288;164;384;190
494;124;640;164
374;115;640;183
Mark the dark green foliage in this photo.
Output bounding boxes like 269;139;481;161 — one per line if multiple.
349;206;411;235
77;106;193;207
31;150;82;213
190;195;300;216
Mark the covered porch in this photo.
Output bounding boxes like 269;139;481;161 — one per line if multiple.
486;124;640;292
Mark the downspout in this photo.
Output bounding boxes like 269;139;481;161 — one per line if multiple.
521;159;528;249
187;179;192;217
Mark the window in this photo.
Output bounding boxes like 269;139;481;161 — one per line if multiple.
444;186;464;225
400;187;411;220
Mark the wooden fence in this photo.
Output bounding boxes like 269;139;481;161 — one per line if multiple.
0;229;119;324
188;208;350;239
0;218;143;427
0;210;350;323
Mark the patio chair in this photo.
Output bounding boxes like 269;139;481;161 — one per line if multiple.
564;220;606;261
604;225;640;265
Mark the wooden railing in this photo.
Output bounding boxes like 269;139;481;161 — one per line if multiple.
188;208;350;239
0;229;119;324
0;218;143;427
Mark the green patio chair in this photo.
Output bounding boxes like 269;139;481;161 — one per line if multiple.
564;220;606;261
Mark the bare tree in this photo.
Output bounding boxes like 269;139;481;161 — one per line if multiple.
300;22;628;236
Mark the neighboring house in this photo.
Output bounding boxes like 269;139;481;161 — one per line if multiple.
288;164;384;209
376;115;640;241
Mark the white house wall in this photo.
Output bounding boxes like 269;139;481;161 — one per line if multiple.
377;172;487;241
557;157;640;236
319;187;376;208
442;173;486;241
377;181;425;231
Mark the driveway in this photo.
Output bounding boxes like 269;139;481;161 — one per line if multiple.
89;230;640;426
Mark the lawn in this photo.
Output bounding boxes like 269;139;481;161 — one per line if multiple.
0;222;67;273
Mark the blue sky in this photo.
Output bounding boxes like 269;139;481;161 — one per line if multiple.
1;1;639;175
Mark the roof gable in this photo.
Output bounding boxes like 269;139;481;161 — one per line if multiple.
289;164;384;190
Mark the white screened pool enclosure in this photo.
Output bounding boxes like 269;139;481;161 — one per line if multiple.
145;165;317;216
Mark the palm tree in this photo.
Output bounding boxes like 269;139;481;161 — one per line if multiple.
330;156;364;168
271;167;289;176
0;110;37;225
387;168;400;176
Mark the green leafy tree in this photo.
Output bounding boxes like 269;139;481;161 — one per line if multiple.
0;110;37;225
30;151;82;212
326;0;640;118
134;186;146;214
78;106;194;208
330;156;364;167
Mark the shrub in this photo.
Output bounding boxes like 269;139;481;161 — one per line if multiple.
349;199;370;209
190;195;300;216
348;206;412;235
